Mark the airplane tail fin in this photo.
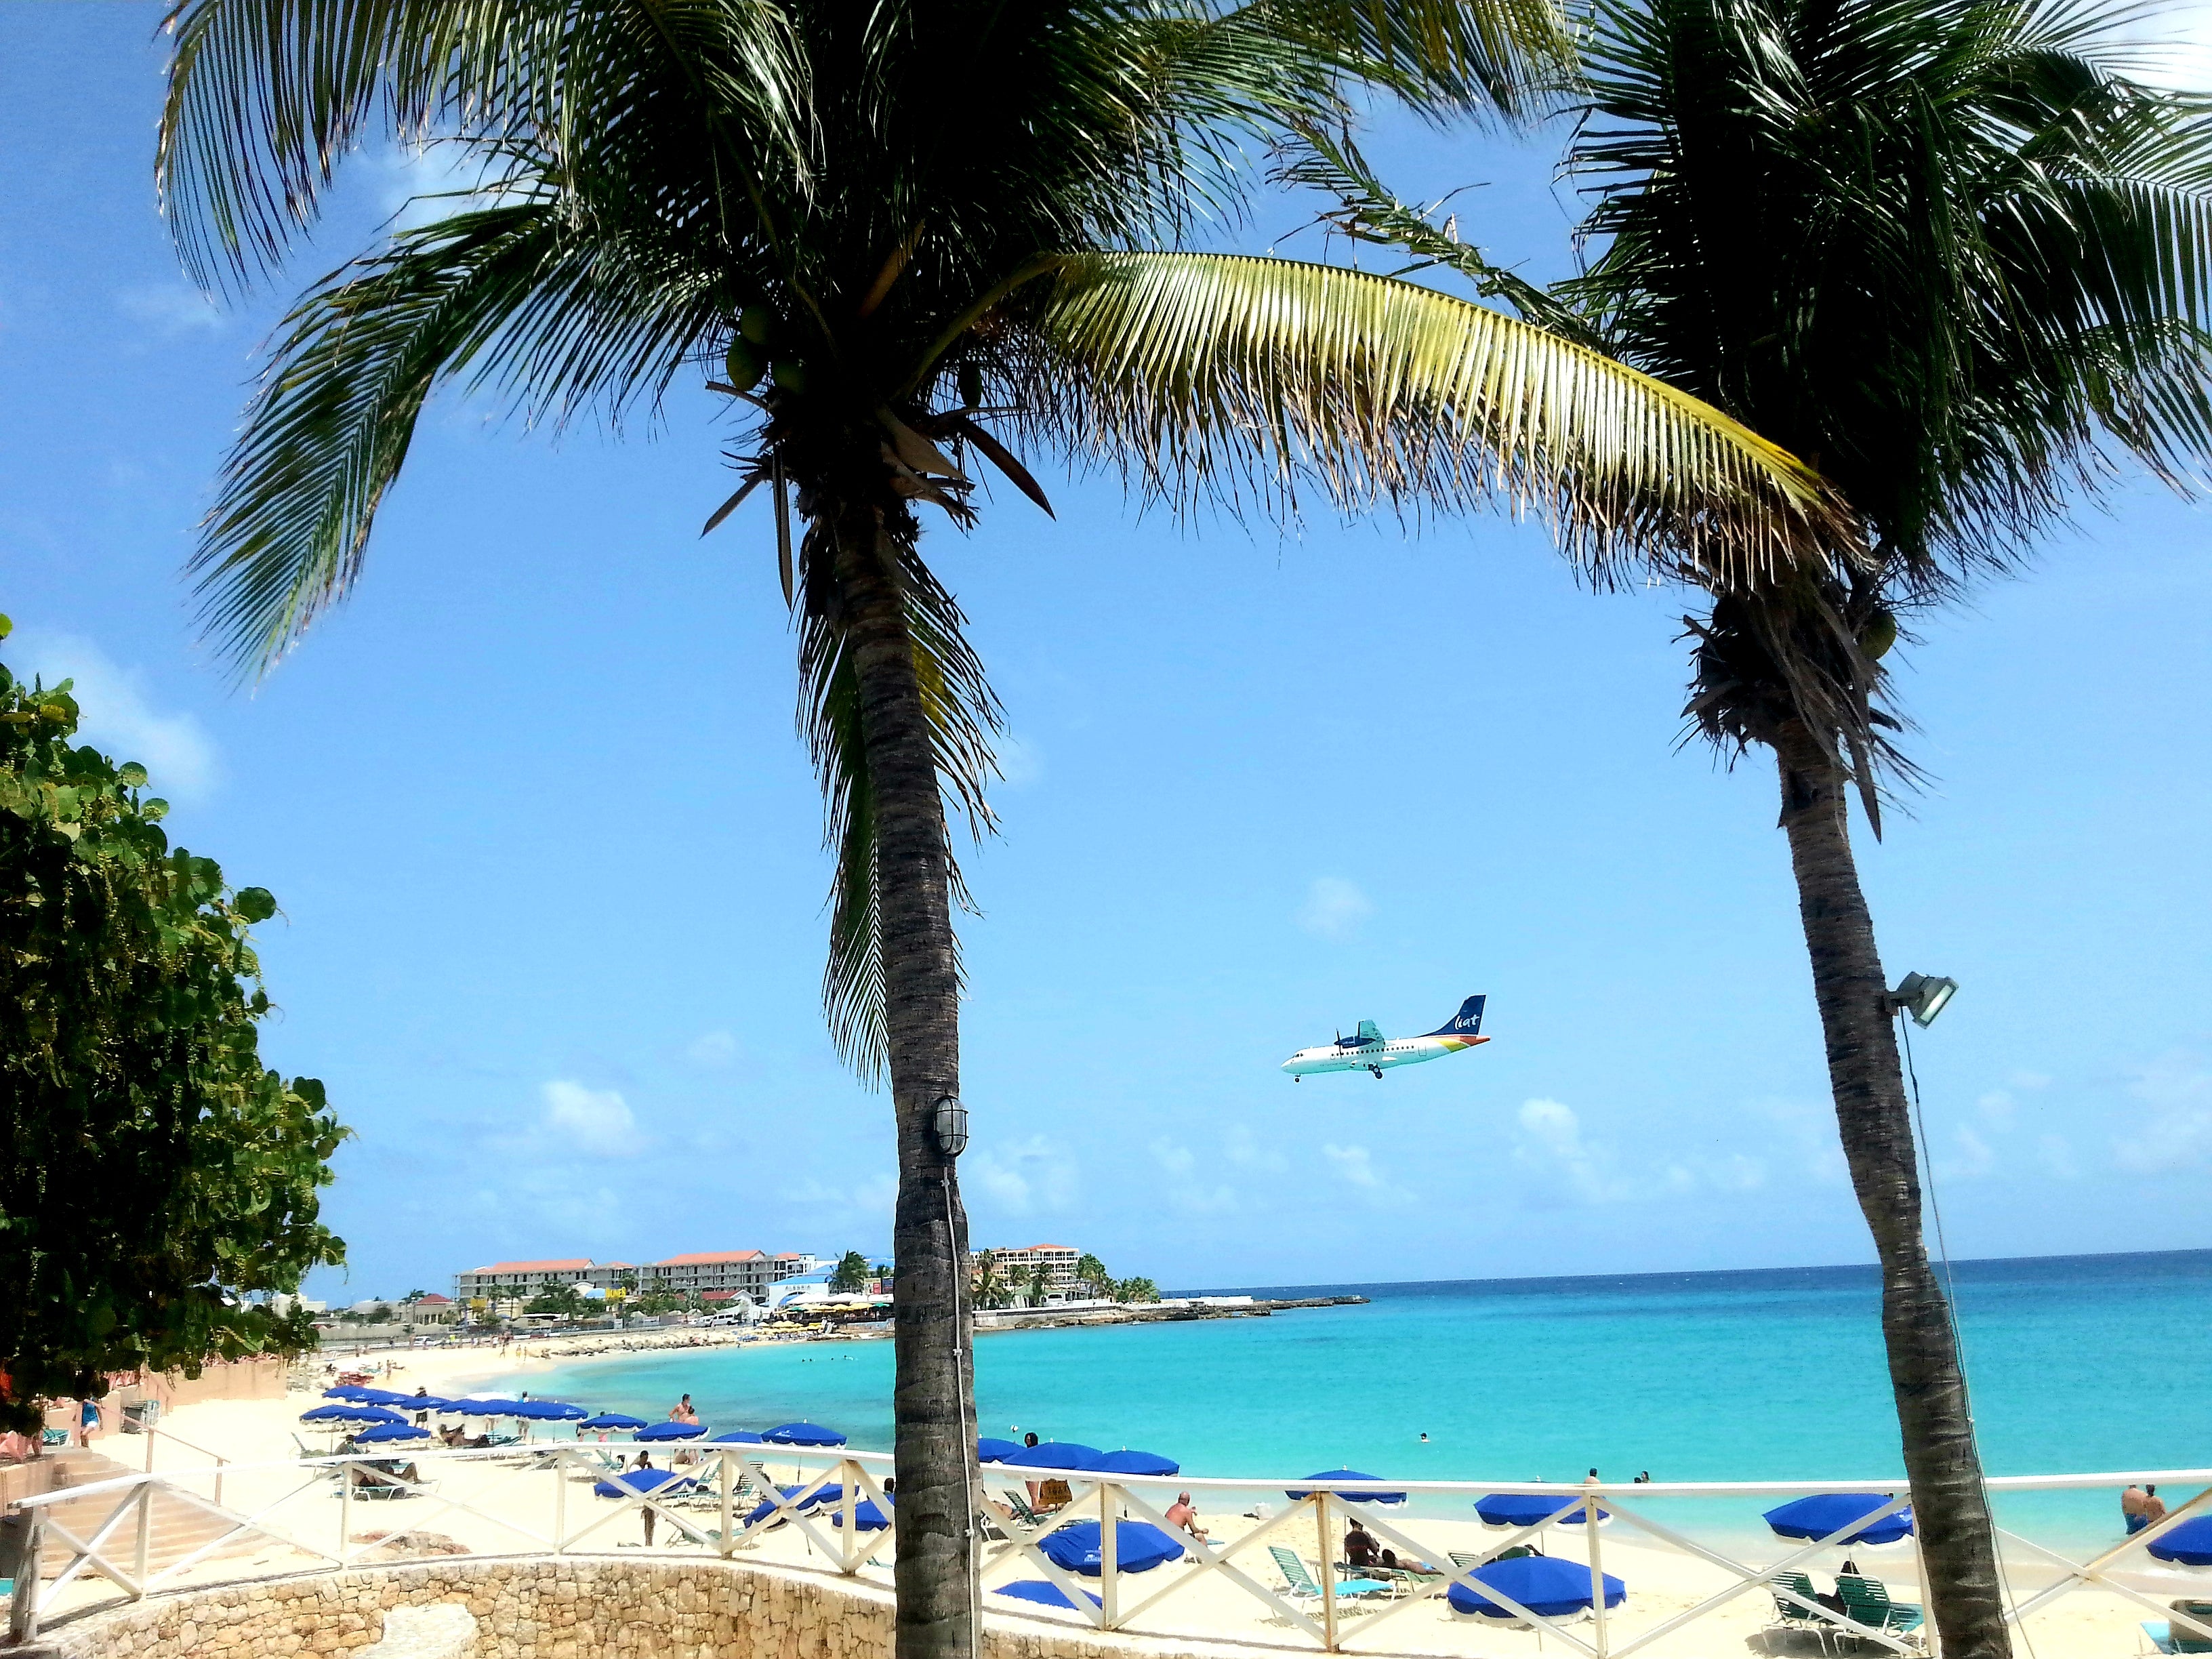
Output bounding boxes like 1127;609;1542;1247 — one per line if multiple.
1426;995;1486;1039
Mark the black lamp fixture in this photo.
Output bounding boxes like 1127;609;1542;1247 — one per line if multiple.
1889;972;1960;1028
931;1094;969;1158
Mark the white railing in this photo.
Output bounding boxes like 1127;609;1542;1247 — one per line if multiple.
8;1448;2209;1656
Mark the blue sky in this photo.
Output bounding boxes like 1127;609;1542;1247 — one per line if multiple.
3;5;2208;1305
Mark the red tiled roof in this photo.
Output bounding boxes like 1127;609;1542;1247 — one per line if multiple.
701;1290;738;1302
411;1294;453;1304
465;1258;593;1274
1023;1244;1076;1253
654;1250;766;1267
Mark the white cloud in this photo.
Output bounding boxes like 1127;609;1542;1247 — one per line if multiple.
1976;1090;2018;1128
1296;877;1373;940
1223;1123;1288;1174
781;1172;897;1220
995;734;1044;789
967;1135;1076;1216
1322;1143;1385;1189
1511;1097;1700;1205
540;1080;638;1155
2009;1070;2053;1092
2112;1053;2212;1172
687;1030;739;1067
116;281;225;336
7;630;218;802
1151;1139;1237;1214
1938;1125;1996;1180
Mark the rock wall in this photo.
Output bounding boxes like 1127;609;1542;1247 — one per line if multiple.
14;1556;1226;1659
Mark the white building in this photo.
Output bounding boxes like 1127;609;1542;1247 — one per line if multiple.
453;1258;595;1301
974;1243;1082;1289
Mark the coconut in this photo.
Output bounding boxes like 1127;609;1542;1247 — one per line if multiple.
724;338;763;390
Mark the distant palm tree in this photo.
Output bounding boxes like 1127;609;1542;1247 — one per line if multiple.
1317;3;2212;1652
970;1250;1010;1311
158;5;1849;1654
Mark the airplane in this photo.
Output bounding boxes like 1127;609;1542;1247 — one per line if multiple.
1282;996;1489;1081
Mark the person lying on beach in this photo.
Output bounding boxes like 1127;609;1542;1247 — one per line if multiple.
1166;1493;1209;1542
1345;1522;1380;1567
1379;1548;1436;1574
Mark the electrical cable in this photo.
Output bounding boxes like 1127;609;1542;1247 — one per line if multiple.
1900;1014;2039;1659
942;1168;981;1659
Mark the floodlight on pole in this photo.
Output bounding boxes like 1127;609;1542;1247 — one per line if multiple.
932;1094;969;1158
1889;972;1960;1028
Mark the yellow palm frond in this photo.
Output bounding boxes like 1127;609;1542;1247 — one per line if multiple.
1027;252;1860;585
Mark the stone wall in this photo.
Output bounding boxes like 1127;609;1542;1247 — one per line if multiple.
14;1555;1229;1659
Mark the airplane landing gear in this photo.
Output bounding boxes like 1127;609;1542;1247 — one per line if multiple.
1368;1065;1383;1080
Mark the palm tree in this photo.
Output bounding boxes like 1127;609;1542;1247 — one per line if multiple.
157;5;1851;1654
1316;4;2212;1651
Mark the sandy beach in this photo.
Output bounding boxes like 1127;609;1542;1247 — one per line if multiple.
12;1335;2177;1656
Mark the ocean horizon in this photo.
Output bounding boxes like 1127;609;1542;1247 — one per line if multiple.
511;1246;2212;1551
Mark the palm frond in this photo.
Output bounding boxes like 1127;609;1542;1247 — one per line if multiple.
192;199;718;673
1244;0;1580;116
796;520;1000;1084
1025;250;1856;586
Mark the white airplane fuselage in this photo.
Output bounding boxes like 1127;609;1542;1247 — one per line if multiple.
1281;1033;1487;1079
1281;996;1491;1080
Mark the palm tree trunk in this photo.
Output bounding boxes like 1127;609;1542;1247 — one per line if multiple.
1774;720;2010;1659
832;506;977;1659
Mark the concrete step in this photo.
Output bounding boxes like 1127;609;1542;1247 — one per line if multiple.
32;1450;266;1579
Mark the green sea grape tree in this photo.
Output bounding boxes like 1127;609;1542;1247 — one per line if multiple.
0;615;347;1433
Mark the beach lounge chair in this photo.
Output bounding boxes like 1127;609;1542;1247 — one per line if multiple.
1002;1490;1048;1528
1767;1572;1833;1650
1837;1575;1925;1646
1268;1545;1393;1606
2148;1599;2212;1654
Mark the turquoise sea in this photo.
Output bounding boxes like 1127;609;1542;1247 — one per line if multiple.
512;1249;2212;1551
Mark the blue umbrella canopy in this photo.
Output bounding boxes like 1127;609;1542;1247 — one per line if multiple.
302;1404;406;1425
459;1398;527;1416
511;1399;588;1420
323;1385;375;1401
995;1580;1102;1610
1286;1469;1407;1505
1763;1494;1914;1547
1095;1449;1179;1477
831;1498;894;1531
763;1422;846;1446
1448;1557;1627;1620
710;1429;765;1444
580;1414;649;1431
405;1397;462;1412
1477;1494;1607;1528
2148;1517;2212;1567
745;1486;808;1525
1004;1442;1106;1471
977;1437;1025;1464
593;1467;695;1500
635;1420;708;1441
353;1388;417;1406
353;1422;430;1443
1038;1520;1186;1576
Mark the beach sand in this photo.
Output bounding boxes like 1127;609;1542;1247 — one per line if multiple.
24;1334;2185;1656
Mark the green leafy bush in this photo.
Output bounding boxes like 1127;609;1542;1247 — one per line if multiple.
0;615;346;1430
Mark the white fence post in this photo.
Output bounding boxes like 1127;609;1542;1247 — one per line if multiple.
9;1511;44;1643
719;1448;737;1558
131;1481;152;1596
1586;1491;1609;1658
1101;1482;1120;1629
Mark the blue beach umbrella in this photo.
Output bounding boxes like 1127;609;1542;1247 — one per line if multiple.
1287;1469;1407;1505
1038;1520;1187;1576
1005;1442;1106;1471
2149;1517;2212;1567
323;1386;375;1401
353;1388;417;1406
594;1467;695;1500
832;1498;895;1531
405;1397;462;1413
996;1580;1103;1610
1477;1494;1607;1528
461;1397;528;1416
1448;1557;1627;1621
1096;1449;1179;1477
580;1414;649;1431
512;1399;588;1420
1763;1494;1914;1547
635;1420;708;1441
353;1422;430;1443
977;1438;1025;1464
302;1404;406;1425
710;1429;765;1444
764;1422;846;1446
745;1486;806;1525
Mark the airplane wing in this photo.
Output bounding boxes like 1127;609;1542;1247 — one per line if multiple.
1355;1019;1382;1044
